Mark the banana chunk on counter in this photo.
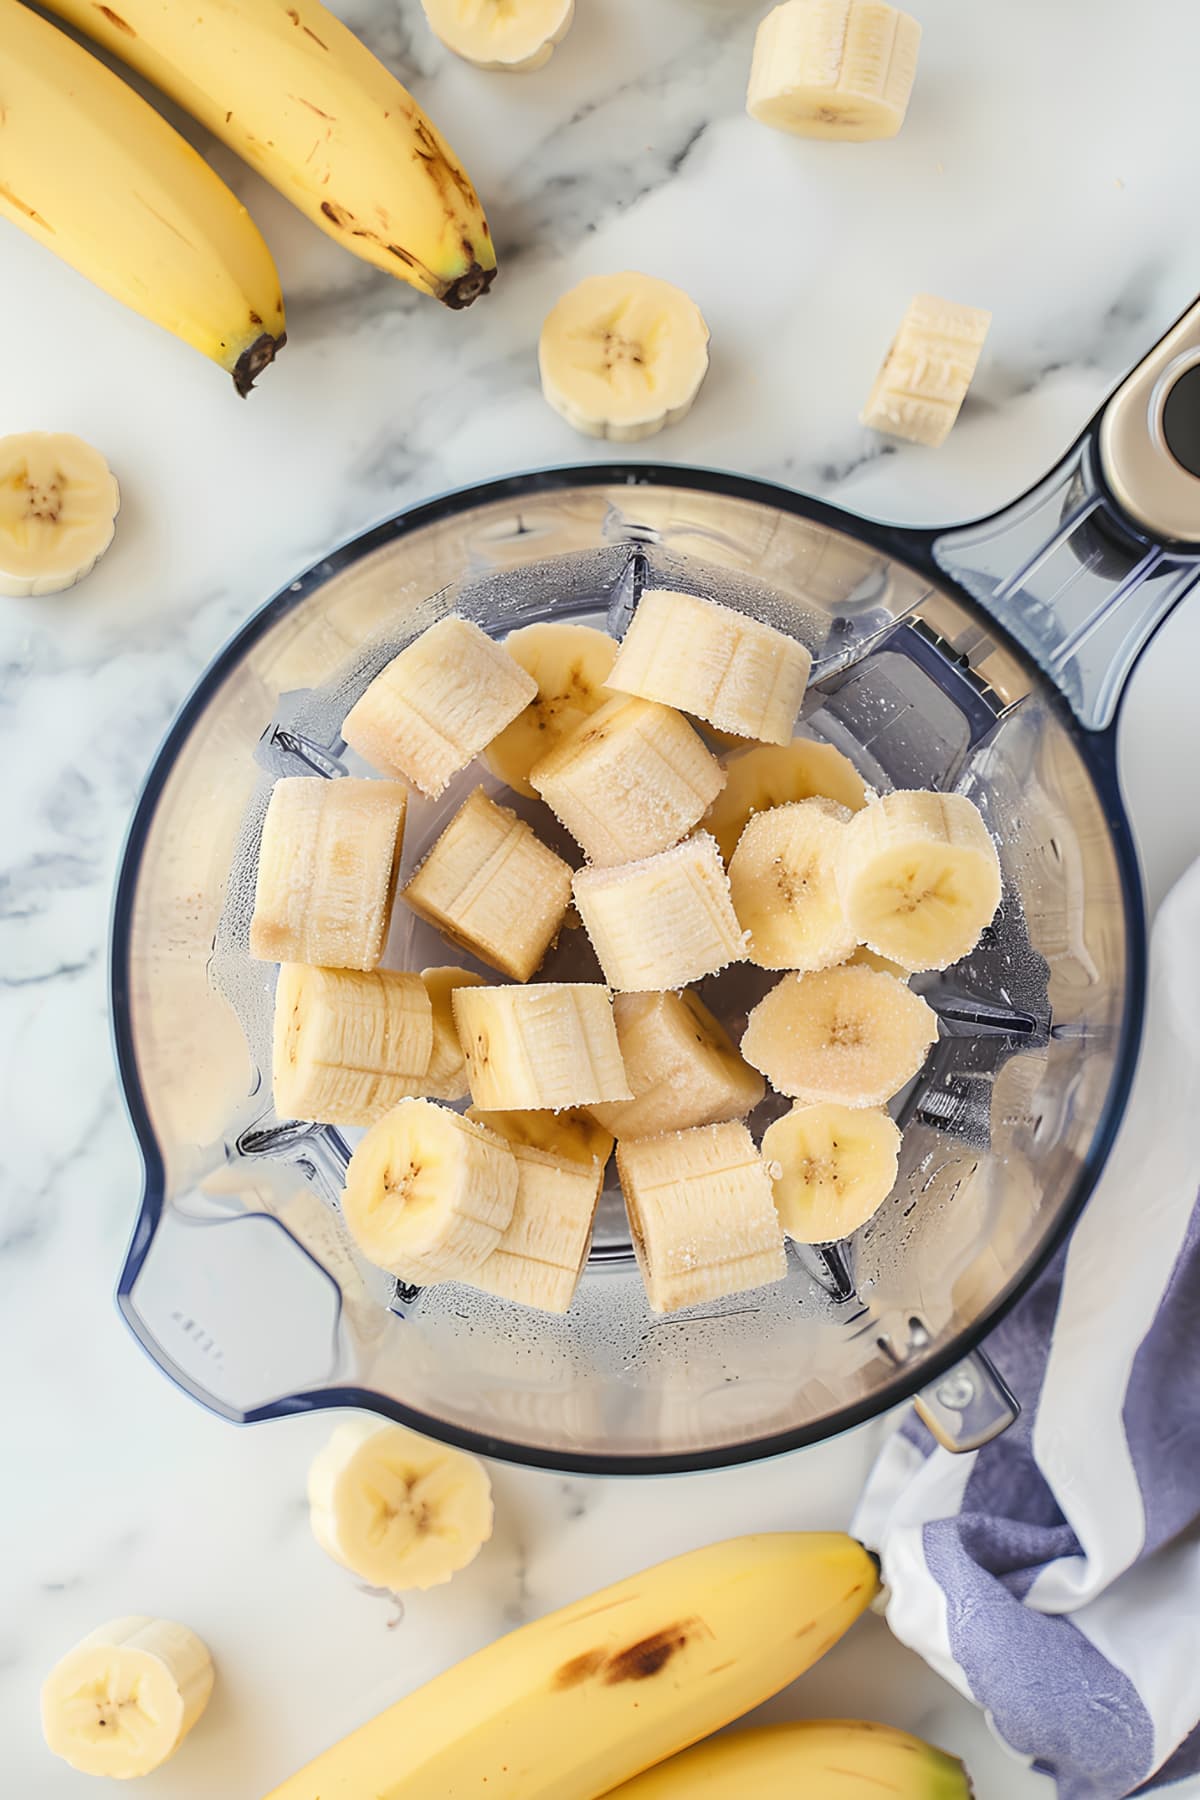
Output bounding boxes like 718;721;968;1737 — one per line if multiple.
41;1616;214;1778
572;833;746;992
453;982;631;1110
838;789;1002;969
763;1100;901;1242
590;989;764;1140
0;432;120;598
861;294;992;448
273;964;433;1126
742;964;938;1105
538;272;710;442
421;0;575;70
747;0;922;142
486;622;617;798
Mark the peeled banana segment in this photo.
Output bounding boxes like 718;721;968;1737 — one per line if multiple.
618;1121;787;1313
742;965;938;1106
843;943;911;980
538;272;710;442
763;1101;900;1242
250;777;407;971
453;982;631;1110
343;617;537;797
341;1098;518;1284
467;1106;614;1167
838;789;1002;970
862;294;992;448
572;832;747;992
273;964;433;1127
0;433;119;598
422;0;575;71
729;797;858;972
40;1616;214;1778
608;590;812;745
747;0;922;142
591;988;765;1140
308;1418;493;1591
485;622;617;798
531;695;725;867
705;738;869;863
403;786;573;981
420;966;488;1101
462;1139;603;1313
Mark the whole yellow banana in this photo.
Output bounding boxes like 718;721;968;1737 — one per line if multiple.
605;1720;974;1797
264;1533;878;1800
42;0;496;308
0;0;284;393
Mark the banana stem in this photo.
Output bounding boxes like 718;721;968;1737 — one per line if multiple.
233;331;287;397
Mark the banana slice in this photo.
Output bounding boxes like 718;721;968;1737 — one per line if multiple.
742;965;937;1105
343;616;537;797
762;1101;901;1242
273;964;434;1127
747;0;922;141
466;1105;614;1166
843;943;910;980
729;797;858;972
862;294;992;448
838;789;1002;970
421;0;575;71
531;695;725;867
590;988;764;1140
453;982;631;1110
572;832;746;993
341;1098;518;1284
617;1121;787;1313
403;787;573;981
250;777;407;972
461;1138;603;1313
0;432;120;597
485;623;617;798
419;966;488;1101
607;590;812;745
308;1418;493;1591
41;1616;213;1778
705;739;869;862
538;272;710;442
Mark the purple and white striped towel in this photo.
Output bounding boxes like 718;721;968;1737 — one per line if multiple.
854;856;1200;1800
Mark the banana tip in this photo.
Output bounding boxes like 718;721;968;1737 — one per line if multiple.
233;330;286;396
441;264;497;310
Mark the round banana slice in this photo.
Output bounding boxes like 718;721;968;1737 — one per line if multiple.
747;0;922;142
421;0;575;70
308;1418;493;1591
485;622;618;798
763;1101;901;1242
742;965;937;1106
41;1616;213;1778
705;740;868;863
728;797;857;972
538;272;710;443
0;431;119;597
838;790;1002;971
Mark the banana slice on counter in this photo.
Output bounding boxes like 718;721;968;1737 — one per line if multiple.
861;295;992;448
705;739;869;862
421;0;575;70
453;982;631;1110
729;798;858;972
0;432;119;597
420;966;488;1101
742;964;937;1105
747;0;922;141
341;1098;518;1284
762;1101;901;1242
538;272;710;442
41;1616;213;1778
590;989;764;1140
308;1418;493;1591
572;832;746;992
273;964;434;1127
485;622;617;798
838;789;1002;970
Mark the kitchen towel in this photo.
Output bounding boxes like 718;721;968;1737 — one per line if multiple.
854;854;1200;1800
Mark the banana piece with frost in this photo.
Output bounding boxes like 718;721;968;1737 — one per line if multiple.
453;983;631;1110
591;989;764;1140
467;1106;614;1166
41;1617;213;1778
403;787;573;980
273;964;433;1126
742;965;937;1106
572;833;745;992
608;590;812;745
419;966;488;1100
843;943;910;980
0;434;119;598
762;1101;900;1242
341;1098;517;1283
705;738;868;862
539;273;710;441
250;777;407;971
729;798;857;971
862;295;992;448
618;1121;786;1313
486;623;617;798
531;696;724;866
309;1418;493;1591
343;617;537;797
839;789;1002;969
747;0;922;141
460;1123;604;1313
422;0;575;70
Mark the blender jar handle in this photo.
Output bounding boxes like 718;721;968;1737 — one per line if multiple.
928;294;1200;731
913;1347;1019;1453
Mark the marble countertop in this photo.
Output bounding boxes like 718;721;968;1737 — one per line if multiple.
6;0;1200;1793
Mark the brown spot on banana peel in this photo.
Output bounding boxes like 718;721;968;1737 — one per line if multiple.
233;330;286;397
96;4;136;34
552;1650;606;1690
0;183;53;231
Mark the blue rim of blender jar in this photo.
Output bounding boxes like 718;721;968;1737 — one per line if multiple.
110;460;1148;1475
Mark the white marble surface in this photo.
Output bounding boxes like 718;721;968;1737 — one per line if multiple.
5;0;1200;1793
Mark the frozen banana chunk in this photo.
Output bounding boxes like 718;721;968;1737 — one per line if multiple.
590;989;764;1140
861;295;991;448
486;622;618;799
466;1106;614;1167
742;965;937;1105
705;738;868;862
461;1138;603;1314
729;798;858;972
572;832;746;992
273;964;433;1127
837;789;1002;969
453;982;632;1111
418;966;488;1101
747;0;921;142
763;1101;901;1242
